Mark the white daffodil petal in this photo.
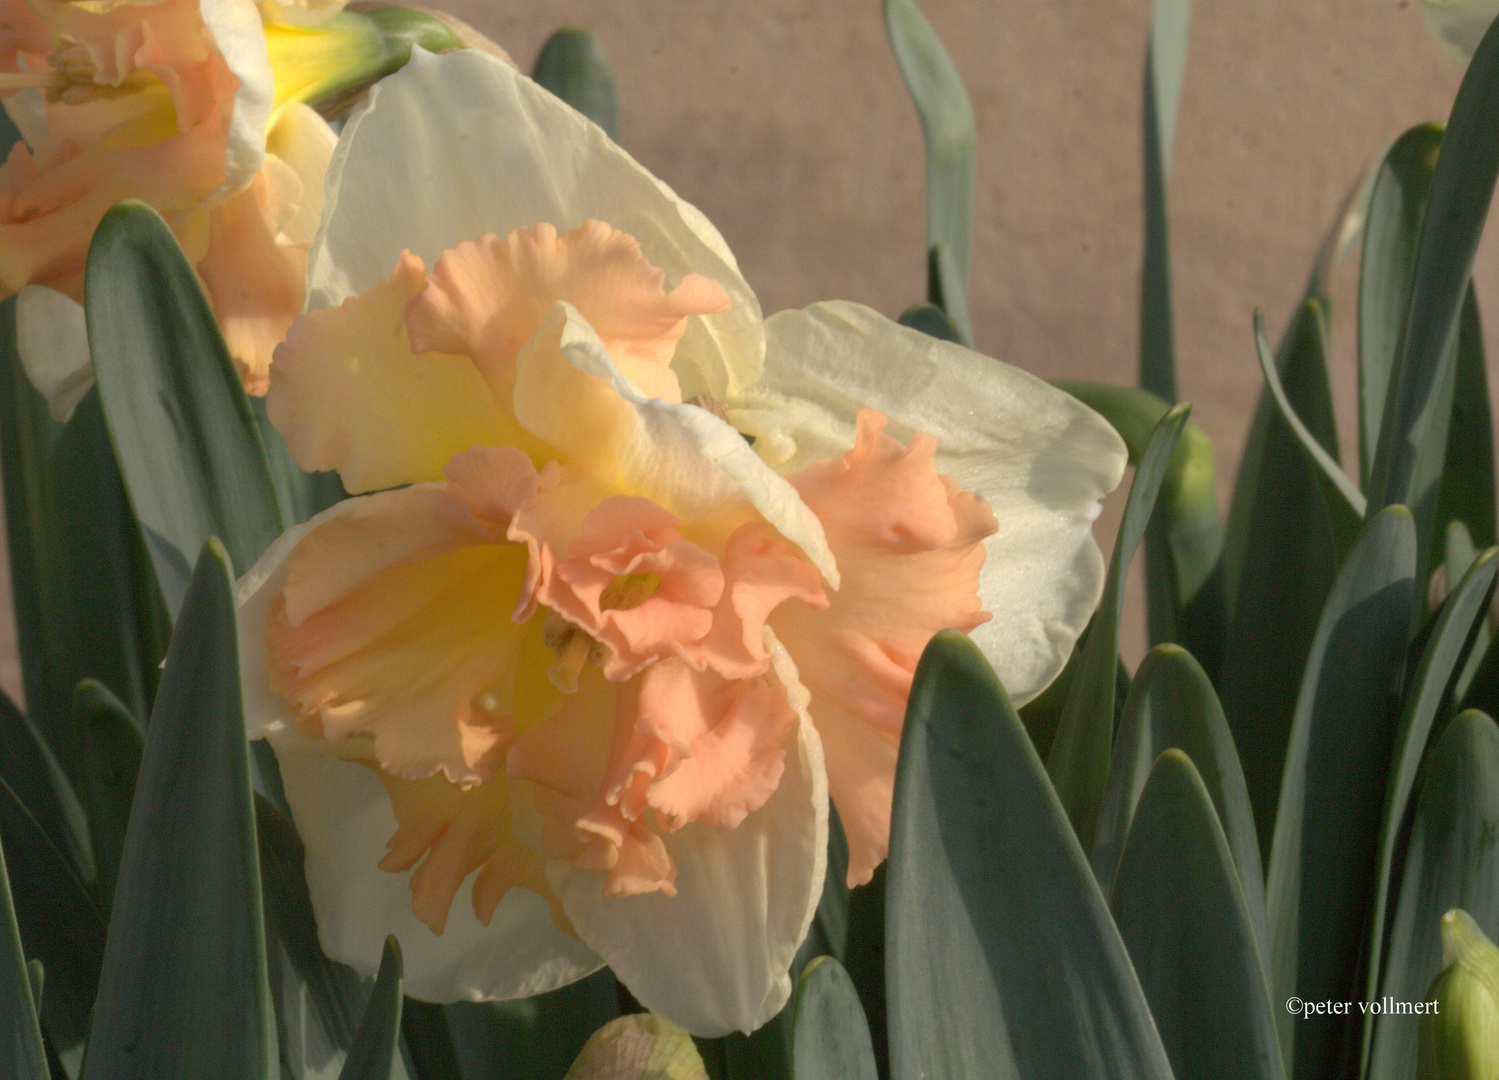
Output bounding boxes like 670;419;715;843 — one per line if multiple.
514;303;836;585
1423;0;1499;59
257;0;347;27
741;301;1126;704
307;47;763;402
17;285;93;423
199;0;273;197
269;726;605;1001
548;691;827;1038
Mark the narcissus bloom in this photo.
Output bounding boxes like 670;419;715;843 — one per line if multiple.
236;48;1126;1035
0;0;366;412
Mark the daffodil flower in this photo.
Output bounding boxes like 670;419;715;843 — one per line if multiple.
235;47;1126;1035
0;0;459;417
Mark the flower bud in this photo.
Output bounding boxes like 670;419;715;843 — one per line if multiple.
563;1015;708;1080
1418;909;1499;1080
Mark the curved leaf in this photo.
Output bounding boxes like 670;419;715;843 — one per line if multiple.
1091;645;1266;956
1047;403;1189;846
1053;381;1226;676
884;0;975;345
1367;17;1499;584
0;776;104;1064
85;202;282;616
792;957;876;1080
1435;286;1496;562
1359;124;1444;488
0;835;48;1080
888;631;1172;1080
0;687;93;888
71;680;142;911
1110;750;1283;1080
1267;506;1416;1079
1;309;165;769
81;539;274;1080
1252;305;1365;557
1138;0;1191;402
1367;711;1499;1080
1220;297;1341;857
1366;546;1499;1051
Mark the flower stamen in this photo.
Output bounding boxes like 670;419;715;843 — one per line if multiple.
598;572;661;611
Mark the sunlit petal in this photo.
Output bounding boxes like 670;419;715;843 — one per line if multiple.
269;725;603;1001
268;251;521;490
740;300;1125;703
307;47;763;401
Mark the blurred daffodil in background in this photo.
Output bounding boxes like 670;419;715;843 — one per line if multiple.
233;47;1125;1036
0;0;464;416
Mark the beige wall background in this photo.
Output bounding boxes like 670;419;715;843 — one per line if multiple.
0;0;1487;699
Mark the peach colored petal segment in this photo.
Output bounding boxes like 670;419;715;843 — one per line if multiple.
770;410;997;886
505;475;825;683
267;728;603;1003
506;668;679;899
406;221;730;408
0;0;242;300
376;769;567;935
198;164;303;394
265;483;533;786
268;252;530;491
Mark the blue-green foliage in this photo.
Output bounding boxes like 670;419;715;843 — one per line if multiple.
3;7;1499;1080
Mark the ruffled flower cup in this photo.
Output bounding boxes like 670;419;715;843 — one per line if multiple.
235;47;1128;1035
0;0;346;414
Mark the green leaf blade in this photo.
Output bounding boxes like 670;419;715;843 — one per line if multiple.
887;631;1172;1080
80;539;274;1080
884;0;975;345
1266;506;1417;1079
1367;17;1499;579
1220;297;1342;857
1047;402;1190;846
1359;124;1444;488
792;957;877;1080
85;202;282;616
1366;546;1499;1049
1110;749;1283;1080
1092;645;1267;957
0;835;49;1080
1367;710;1499;1080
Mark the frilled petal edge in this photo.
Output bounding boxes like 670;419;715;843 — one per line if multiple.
515;302;837;586
307;47;764;403
268;725;604;1001
736;300;1126;705
546;633;827;1036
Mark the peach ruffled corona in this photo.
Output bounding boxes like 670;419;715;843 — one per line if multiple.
236;47;1127;1037
0;0;340;406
